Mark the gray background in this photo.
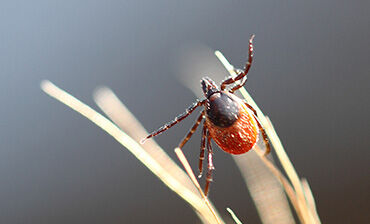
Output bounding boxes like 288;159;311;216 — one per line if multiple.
1;0;369;223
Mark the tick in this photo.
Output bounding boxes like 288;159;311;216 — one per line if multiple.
141;35;270;196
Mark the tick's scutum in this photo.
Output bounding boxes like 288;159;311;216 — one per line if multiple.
206;92;240;127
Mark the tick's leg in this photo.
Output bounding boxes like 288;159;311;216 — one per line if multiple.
253;115;271;156
198;124;207;178
243;101;257;116
204;132;215;196
221;34;255;91
141;100;205;143
256;118;271;155
178;111;204;149
229;77;247;93
245;102;271;155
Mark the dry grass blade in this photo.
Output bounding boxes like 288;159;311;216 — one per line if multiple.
301;178;321;224
226;208;243;224
215;51;321;224
41;80;224;224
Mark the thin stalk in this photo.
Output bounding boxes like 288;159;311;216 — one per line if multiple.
226;208;243;224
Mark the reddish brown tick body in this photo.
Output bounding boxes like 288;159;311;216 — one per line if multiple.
142;35;270;196
205;91;258;155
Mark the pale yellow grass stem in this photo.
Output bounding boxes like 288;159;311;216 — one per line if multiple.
226;208;243;224
301;178;321;224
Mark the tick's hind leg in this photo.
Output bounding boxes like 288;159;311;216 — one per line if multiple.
243;101;257;116
255;117;271;155
204;132;215;196
198;124;207;178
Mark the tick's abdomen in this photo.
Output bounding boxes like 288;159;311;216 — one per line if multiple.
206;100;259;155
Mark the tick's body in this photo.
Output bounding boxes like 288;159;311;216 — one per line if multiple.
142;35;270;196
205;91;258;155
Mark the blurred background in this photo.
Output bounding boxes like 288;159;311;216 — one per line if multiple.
1;1;369;223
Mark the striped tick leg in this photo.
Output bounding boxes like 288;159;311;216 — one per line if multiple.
204;132;215;197
221;34;255;92
254;116;271;156
178;111;204;149
141;100;205;143
198;123;207;178
244;102;271;155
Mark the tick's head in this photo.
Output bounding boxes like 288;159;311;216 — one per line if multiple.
201;77;219;98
